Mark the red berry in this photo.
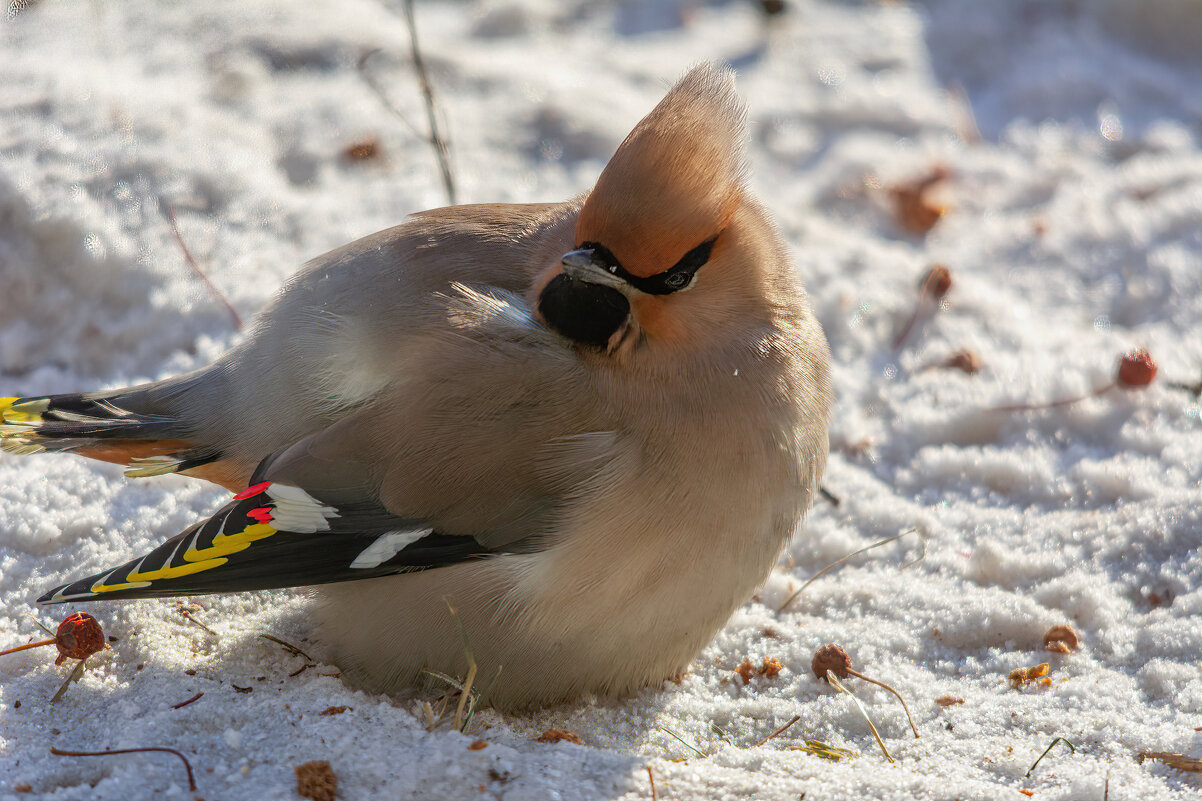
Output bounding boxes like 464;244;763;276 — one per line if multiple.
922;265;953;300
1117;349;1157;388
811;643;852;681
54;613;105;666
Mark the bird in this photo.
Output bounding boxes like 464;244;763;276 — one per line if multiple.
0;63;831;710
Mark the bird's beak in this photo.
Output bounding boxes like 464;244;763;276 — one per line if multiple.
560;248;628;292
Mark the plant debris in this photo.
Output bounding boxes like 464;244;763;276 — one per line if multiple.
934;695;965;707
991;349;1158;412
789;738;858;762
172;692;204;710
1026;737;1075;777
1;613;106;665
51;746;196;792
779;528;923;611
754;715;801;747
890;166;949;235
1043;625;1080;654
467;740;488;750
342;137;382;162
320;706;350;716
1009;663;1050;688
537;728;582;745
1138;752;1202;772
893;265;953;349
295;760;338;801
942;349;981;374
811;644;919;739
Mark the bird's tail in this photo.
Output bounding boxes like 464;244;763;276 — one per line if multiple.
0;387;221;480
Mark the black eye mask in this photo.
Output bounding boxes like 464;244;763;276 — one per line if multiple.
578;236;717;295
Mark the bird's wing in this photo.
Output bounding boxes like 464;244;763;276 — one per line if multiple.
39;402;623;604
37;472;493;604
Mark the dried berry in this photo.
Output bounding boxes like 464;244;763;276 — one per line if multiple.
342;138;381;162
811;644;852;680
536;728;582;745
1117;348;1157;387
943;348;981;374
890;166;950;235
1042;624;1080;653
295;760;337;801
53;613;105;666
921;265;953;300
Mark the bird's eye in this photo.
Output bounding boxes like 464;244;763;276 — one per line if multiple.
664;272;692;290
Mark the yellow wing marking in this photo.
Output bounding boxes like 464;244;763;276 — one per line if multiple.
91;522;279;593
184;523;277;562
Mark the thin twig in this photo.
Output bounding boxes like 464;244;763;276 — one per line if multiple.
989;384;1112;413
51;746;197;791
827;671;893;763
172;691;204;710
754;715;801;747
779;528;923;611
1026;737;1076;777
158;197;242;330
259;634;315;663
177;607;218;637
0;638;56;657
845;669;920;739
357;50;425;140
401;0;457;205
818;486;841;506
647;765;657;801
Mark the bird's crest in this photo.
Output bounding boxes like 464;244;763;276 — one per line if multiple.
576;63;748;280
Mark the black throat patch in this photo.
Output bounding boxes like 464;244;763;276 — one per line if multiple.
537;273;631;349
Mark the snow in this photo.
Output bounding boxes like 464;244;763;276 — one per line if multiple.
2;0;1201;798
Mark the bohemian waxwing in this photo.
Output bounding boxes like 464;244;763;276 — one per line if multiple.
1;63;831;709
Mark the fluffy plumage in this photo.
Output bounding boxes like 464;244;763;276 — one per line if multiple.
1;63;831;709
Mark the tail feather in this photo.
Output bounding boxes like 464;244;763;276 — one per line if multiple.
1;392;221;479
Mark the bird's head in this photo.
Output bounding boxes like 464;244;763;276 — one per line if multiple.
537;63;783;359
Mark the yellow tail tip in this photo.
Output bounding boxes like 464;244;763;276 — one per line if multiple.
0;397;48;425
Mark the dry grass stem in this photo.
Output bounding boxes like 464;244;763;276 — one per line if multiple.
780;528;923;611
660;727;707;759
754;715;801;747
827;671;893;763
1026;737;1075;777
50;658;87;703
647;765;657;801
402;0;457;205
845;668;920;739
158;197;242;330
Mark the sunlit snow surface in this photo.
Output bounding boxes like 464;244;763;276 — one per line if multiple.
2;1;1201;799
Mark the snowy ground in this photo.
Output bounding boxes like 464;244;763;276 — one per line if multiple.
2;1;1201;799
